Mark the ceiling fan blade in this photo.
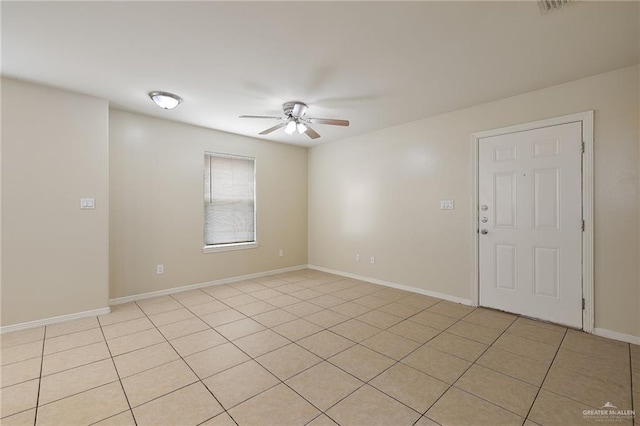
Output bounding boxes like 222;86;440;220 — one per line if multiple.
239;115;284;120
304;125;321;139
308;118;350;126
259;123;287;135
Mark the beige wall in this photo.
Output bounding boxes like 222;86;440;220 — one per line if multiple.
109;110;308;299
1;78;110;326
309;65;640;338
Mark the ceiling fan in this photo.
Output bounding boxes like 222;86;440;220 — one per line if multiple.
239;101;349;139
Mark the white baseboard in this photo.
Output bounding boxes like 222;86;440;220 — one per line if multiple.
308;265;474;306
593;328;640;345
109;264;309;305
0;307;111;335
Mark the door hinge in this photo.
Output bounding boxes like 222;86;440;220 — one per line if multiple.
582;298;586;310
581;220;585;231
581;141;585;153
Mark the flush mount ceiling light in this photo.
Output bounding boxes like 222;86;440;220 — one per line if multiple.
148;91;182;110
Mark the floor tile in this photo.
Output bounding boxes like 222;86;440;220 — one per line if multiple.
256;343;322;380
298;330;355;359
410;311;458;330
264;294;302;308
446;321;502;345
215;318;266;341
170;329;226;357
427;301;475;319
113;342;179;378
461;308;517;331
200;309;246;328
528;389;596;426
172;290;214;305
41;341;110;377
286;361;363;410
543;363;632;410
202;285;244;299
330;302;371;317
0;379;39;418
228;383;320;426
307;414;339;426
356;310;403;329
326;384;421;426
230;281;268;294
371;363;449;412
309;294;346;308
361;331;421;360
493;333;558;363
333;289;368;301
93;410;136;425
233;329;290;357
44;328;103;355
251;309;297;328
137;299;183;316
426;332;488;362
378;302;422;318
184;343;250;379
1;357;42;388
353;295;390;310
553;347;630;385
106;328;165;357
304;310;350;328
203;360;279;409
427;387;523;425
413;415;441;426
561;329;629;364
282;301;325;317
513;316;567;333
1;408;35;425
39;358;118;405
455;364;538;416
101;317;154;340
397;294;441;309
132;382;223;425
249;288;284;300
272;318;323;341
220;293;260;308
157;317;209;340
291;289;325;300
121;359;198;407
329;344;395;381
148;308;195;327
476;346;550;386
234;301;277;316
505;320;565;346
46;317;99;339
0;328;44;349
36;382;129;425
188;300;228;316
200;412;237;426
388;320;440;344
98;303;145;327
329;319;381;342
402;346;471;384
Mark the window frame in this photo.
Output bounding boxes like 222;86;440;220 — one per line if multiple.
202;152;258;253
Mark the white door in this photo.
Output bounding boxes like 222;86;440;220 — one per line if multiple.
479;122;583;328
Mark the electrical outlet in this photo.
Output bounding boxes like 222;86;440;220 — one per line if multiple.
356;254;360;262
279;249;284;257
370;256;375;264
440;200;455;210
156;264;164;274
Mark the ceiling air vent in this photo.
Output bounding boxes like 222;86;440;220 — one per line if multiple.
538;0;572;13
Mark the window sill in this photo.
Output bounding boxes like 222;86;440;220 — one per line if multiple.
202;242;259;254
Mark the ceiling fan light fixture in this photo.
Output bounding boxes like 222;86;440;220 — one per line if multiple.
284;120;297;135
297;122;307;134
149;91;182;109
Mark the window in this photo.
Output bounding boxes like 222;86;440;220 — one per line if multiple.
203;153;256;250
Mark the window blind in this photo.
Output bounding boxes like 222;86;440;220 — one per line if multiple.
204;153;255;246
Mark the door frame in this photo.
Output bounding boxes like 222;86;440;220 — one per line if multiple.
470;111;594;332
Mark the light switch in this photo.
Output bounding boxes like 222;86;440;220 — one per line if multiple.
440;200;454;210
80;198;95;209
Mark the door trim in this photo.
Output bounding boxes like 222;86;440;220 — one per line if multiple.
471;111;594;332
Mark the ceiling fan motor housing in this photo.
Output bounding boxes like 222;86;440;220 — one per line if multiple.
283;101;308;118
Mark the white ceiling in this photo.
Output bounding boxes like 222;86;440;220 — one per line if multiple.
2;1;638;146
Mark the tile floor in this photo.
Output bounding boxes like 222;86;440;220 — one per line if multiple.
1;269;638;425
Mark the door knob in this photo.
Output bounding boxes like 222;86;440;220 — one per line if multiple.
481;205;488;211
480;229;488;234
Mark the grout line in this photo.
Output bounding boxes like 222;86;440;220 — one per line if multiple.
96;315;138;426
522;326;568;422
32;326;46;426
